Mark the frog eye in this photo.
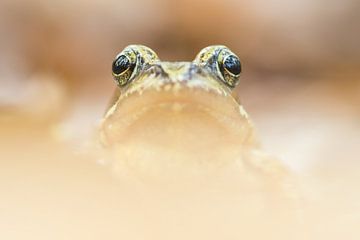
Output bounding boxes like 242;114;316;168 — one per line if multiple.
112;45;159;87
222;55;241;76
218;53;242;87
112;53;136;86
194;45;242;88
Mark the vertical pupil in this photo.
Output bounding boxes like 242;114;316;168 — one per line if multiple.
224;55;241;75
112;55;130;74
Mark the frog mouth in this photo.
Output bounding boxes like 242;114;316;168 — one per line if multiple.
100;83;253;147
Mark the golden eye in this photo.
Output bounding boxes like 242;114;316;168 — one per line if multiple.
112;54;135;86
222;55;241;76
112;49;137;87
217;52;242;87
112;55;132;75
194;45;242;88
112;45;159;87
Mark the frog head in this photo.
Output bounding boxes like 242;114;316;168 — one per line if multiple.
101;45;256;160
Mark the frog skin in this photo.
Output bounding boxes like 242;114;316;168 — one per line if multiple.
99;44;294;193
98;45;301;238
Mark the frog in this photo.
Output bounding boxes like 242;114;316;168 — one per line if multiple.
97;45;301;238
99;44;294;192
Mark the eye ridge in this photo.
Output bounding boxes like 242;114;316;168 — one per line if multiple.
223;55;241;76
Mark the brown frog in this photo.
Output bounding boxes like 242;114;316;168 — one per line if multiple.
100;45;294;196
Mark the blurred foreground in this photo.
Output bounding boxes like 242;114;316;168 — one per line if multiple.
1;0;359;239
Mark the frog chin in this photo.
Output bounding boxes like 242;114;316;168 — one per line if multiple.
100;85;256;154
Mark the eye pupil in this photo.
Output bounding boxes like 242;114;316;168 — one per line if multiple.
223;55;241;75
112;55;130;75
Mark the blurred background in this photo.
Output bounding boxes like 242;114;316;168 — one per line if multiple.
1;0;359;169
0;0;359;239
